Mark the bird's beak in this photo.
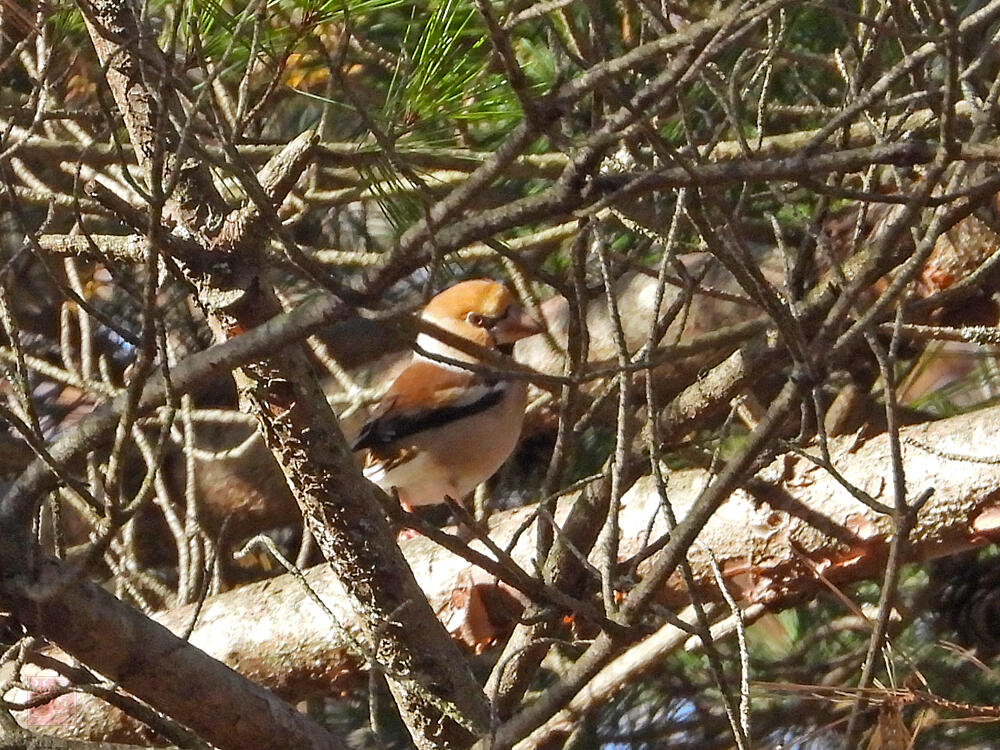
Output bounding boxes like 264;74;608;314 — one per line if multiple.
493;304;544;344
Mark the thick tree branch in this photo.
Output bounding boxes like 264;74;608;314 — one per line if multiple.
5;564;342;750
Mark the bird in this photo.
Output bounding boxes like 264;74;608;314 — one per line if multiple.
352;279;543;512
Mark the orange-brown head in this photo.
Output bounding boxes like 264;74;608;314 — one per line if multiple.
417;279;543;361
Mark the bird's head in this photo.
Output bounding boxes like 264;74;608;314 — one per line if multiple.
417;279;543;362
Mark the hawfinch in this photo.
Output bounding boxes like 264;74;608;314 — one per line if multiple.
353;279;543;510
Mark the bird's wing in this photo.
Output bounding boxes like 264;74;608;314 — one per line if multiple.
352;360;507;452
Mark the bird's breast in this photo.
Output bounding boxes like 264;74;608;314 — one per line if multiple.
363;380;528;508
